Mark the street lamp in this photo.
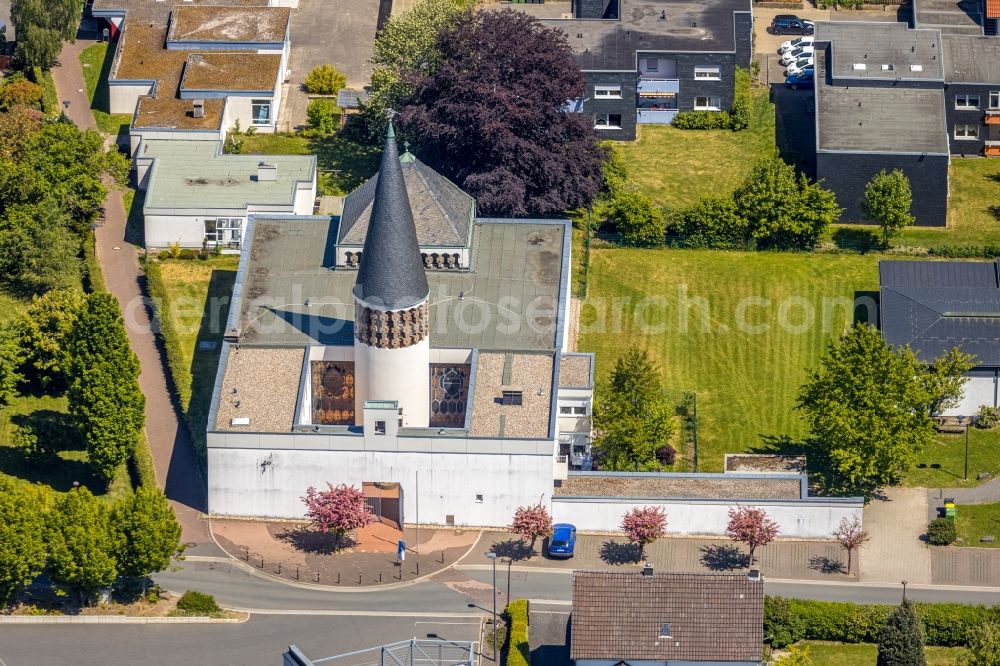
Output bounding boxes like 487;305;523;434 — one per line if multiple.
486;552;498;661
964;423;970;481
901;580;908;600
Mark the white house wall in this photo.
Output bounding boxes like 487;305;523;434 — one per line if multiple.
942;372;998;417
224;95;278;134
144;214;218;249
293;181;315;215
207;447;553;524
109;82;154;115
552;497;863;540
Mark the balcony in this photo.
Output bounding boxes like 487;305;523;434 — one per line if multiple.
985;140;1000;157
637;78;680;94
986;108;1000;124
638;109;678;124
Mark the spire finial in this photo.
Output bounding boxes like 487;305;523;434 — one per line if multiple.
385;109;397;139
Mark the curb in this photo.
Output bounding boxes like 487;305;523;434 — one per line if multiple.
0;615;248;625
201;519;486;593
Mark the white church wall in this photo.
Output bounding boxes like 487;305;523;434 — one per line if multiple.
354;333;430;428
207;447;553;525
552;497;863;540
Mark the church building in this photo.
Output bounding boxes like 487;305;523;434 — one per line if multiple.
206;126;593;527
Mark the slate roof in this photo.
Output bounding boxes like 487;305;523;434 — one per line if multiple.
536;0;750;71
571;571;764;662
353;126;430;310
879;260;1000;366
942;35;1000;83
339;155;474;248
815;49;949;154
814;22;944;81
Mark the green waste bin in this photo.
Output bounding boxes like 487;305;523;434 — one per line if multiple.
944;498;956;521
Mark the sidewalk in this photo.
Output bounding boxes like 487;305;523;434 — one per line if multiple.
51;38;212;549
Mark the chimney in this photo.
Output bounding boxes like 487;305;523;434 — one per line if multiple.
257;162;277;182
747;569;762;582
192;100;204;118
642;562;654;577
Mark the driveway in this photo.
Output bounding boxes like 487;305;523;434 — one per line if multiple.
529;603;572;666
278;0;388;131
862;488;932;584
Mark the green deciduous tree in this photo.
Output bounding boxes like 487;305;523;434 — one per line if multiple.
863;169;915;249
67;292;145;483
877;598;926;666
0;324;23;406
11;0;84;69
46;486;118;605
924;347;975;416
797;324;935;494
675;195;748;249
607;182;665;247
306;98;338;134
12;287;85;390
0;479;47;606
965;621;1000;666
111;487;183;590
594;348;676;471
364;0;474;137
304;64;347;96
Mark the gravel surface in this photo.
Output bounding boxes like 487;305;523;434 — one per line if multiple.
725;454;807;474
555;475;803;499
216;347;304;432
559;354;592;388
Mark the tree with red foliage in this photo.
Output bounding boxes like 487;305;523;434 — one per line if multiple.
726;506;779;566
621;506;667;560
302;483;374;550
831;514;868;575
509;503;553;553
397;9;606;217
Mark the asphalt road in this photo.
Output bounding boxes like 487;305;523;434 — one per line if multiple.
0;614;483;666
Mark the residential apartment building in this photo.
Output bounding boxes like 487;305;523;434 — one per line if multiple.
508;0;752;140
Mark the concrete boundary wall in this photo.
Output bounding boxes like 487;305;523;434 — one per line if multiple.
552;495;863;539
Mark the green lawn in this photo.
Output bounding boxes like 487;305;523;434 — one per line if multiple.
614;87;776;211
240;130;381;196
797;641;965;665
956;501;1000;547
578;248;880;471
146;256;239;462
79;43;132;138
905;428;1000;489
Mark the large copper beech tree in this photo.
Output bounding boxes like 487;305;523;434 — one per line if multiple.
397;9;606;217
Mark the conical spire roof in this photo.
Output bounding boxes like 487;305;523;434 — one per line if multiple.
353;123;429;310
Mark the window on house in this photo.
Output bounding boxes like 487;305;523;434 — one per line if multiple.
559;405;588;416
694;66;721;80
991;91;1000;109
956;94;980;109
642;57;659;72
251;99;272;125
204;219;218;243
594;113;623;129
374;420;386;434
955;123;979;139
694;96;722;111
205;218;243;245
594;85;622;98
501;390;523;406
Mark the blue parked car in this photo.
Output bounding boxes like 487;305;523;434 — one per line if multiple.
548;523;577;558
785;69;814;90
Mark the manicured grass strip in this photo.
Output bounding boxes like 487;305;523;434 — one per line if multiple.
579;248;879;471
956;501;1000;547
79;43;132;137
145;257;239;463
905;428;1000;489
798;641;965;666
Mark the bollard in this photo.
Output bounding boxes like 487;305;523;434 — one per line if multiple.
295;567;299;580
336;572;340;584
314;571;319;583
358;573;362;585
416;562;419;576
277;563;282;575
259;556;265;569
440;550;445;564
379;572;382;583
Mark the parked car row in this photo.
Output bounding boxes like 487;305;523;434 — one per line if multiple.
770;15;814;35
776;33;815;90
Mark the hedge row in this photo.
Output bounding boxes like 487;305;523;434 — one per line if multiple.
504;599;529;666
673;67;751;131
129;430;158;489
82;230;106;293
928;244;1000;259
765;596;999;648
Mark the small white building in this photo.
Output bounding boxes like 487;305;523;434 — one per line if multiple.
134;139;316;250
90;1;292;147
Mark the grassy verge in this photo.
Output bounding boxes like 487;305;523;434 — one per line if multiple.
144;256;239;463
79;43;131;137
239;129;381;196
579;248;879;471
956;502;1000;547
614;87;776;211
796;641;965;665
904;428;1000;489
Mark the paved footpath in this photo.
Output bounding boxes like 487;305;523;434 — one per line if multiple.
51;38;212;550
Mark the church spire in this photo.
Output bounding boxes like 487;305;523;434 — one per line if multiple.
353;121;429;310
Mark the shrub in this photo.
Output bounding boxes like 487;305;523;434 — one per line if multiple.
157;250;171;261
656;443;677;466
929;244;1000;259
729;67;751;131
606;181;665;247
0;76;44;111
976;405;1000;429
672;110;732;130
304;64;347;96
307;98;338;134
174;590;221;615
764;597;995;648
12;424;55;464
927;517;956;546
177;248;197;260
504;599;529;666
